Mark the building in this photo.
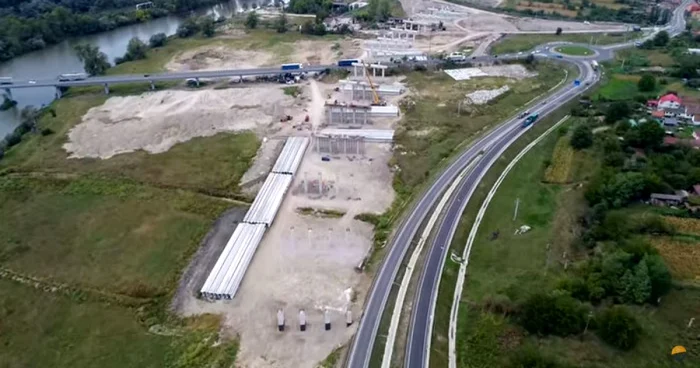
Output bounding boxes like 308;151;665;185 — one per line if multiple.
349;1;368;9
658;93;682;109
694;114;700;125
663;117;680;126
651;110;665;120
650;193;686;206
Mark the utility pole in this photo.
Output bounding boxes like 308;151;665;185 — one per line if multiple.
513;198;520;221
582;311;594;340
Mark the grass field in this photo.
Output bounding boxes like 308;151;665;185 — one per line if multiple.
0;95;259;197
554;45;594;56
597;74;643;100
394;62;570;194
0;277;238;368
491;33;635;55
0;175;231;296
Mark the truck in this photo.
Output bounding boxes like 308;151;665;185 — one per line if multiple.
338;59;361;67
447;52;466;62
522;112;539;127
281;63;303;71
0;77;12;85
57;73;89;81
590;60;599;71
632;26;641;32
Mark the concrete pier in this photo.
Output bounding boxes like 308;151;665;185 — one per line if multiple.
314;135;366;154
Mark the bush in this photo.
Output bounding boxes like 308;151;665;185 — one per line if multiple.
149;33;167;48
177;17;200;38
245;11;259;29
570;124;593;150
510;346;565;368
40;128;54;136
637;74;656;92
519;293;587;337
596;306;642;350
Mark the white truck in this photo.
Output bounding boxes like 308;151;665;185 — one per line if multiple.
0;77;12;85
57;73;89;82
590;60;599;71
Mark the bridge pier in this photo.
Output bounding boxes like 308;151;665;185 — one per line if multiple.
55;87;62;99
150;80;155;90
195;77;200;87
103;83;110;95
3;87;12;99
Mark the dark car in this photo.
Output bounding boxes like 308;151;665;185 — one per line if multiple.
144;74;150;77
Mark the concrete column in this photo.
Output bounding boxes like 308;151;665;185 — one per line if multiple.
3;88;12;99
103;83;110;95
352;108;356;124
373;68;376;78
55;87;62;99
327;107;332;125
382;69;385;78
195;77;200;87
150;80;155;90
364;110;367;125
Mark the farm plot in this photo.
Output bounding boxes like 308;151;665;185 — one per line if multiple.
650;236;700;283
543;135;574;184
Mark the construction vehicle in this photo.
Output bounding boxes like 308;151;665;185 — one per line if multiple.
362;62;386;106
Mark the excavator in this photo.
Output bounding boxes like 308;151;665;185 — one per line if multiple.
362;61;386;107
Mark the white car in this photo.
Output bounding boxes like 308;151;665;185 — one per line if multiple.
28;80;36;84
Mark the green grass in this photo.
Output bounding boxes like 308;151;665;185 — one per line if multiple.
554;45;594;56
0;175;231;296
0;278;239;368
1;95;259;197
598;74;645;100
394;62;570;193
491;33;635;55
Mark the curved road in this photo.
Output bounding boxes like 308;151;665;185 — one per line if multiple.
348;0;693;367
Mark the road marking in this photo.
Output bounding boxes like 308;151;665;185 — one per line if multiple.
381;154;482;368
447;115;571;368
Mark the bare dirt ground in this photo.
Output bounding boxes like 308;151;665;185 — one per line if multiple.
177;142;395;368
64;86;306;159
239;138;287;196
166;39;362;72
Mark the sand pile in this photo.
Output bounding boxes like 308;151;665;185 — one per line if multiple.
64;87;299;159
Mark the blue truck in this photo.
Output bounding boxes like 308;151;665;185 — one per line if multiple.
522;112;539;127
338;59;361;67
281;63;303;71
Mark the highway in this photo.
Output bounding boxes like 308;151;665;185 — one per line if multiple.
347;0;693;367
0;65;336;89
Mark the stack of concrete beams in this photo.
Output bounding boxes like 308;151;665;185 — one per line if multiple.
370;105;400;117
200;136;309;300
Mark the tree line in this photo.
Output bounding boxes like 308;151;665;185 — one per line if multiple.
0;0;220;62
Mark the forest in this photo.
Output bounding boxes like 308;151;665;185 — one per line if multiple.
0;0;218;61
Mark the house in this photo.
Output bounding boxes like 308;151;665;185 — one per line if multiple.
664;117;680;126
694;114;700;125
652;110;665;119
658;93;682;109
683;103;700;119
664;107;685;117
689;48;700;55
650;193;686;206
693;184;700;196
647;99;659;108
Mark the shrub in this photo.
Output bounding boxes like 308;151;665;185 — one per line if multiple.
149;33;167;48
510;346;565;368
596;306;641;350
519;293;587;336
40;128;54;136
570;124;593;150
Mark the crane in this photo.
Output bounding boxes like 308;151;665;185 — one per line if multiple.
362;62;386;106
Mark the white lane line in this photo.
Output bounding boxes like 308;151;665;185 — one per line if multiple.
381;154;483;368
447;115;571;368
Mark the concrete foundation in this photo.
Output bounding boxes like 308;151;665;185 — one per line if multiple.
315;135;366;155
326;104;371;125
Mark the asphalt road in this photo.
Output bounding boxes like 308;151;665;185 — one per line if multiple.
0;65;336;89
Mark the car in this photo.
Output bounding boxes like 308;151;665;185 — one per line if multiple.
542;100;547;105
28;80;36;84
144;74;150;77
472;56;476;59
517;52;523;55
494;54;498;58
556;55;564;59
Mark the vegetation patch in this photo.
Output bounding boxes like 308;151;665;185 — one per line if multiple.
297;206;346;218
663;216;700;236
649;236;700;282
491;33;635;55
283;86;302;97
553;45;594;56
544;136;574;183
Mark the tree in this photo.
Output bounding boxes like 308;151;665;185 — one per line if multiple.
200;16;215;37
644;255;671;302
124;37;147;61
524;53;536;64
637;74;656;92
519;293;587;337
636;120;665;149
604;101;630;124
596;306;641;350
570;124;593;150
149;33;167;48
620;261;651;304
73;43;110;76
556;27;563;35
245;11;259;29
19;105;39;133
177;17;199;38
653;30;669;47
275;13;288;33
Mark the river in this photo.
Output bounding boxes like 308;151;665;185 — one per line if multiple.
0;0;274;136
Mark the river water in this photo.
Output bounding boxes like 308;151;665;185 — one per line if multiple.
0;0;274;136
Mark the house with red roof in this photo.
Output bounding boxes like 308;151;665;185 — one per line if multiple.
658;93;682;109
652;110;665;119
